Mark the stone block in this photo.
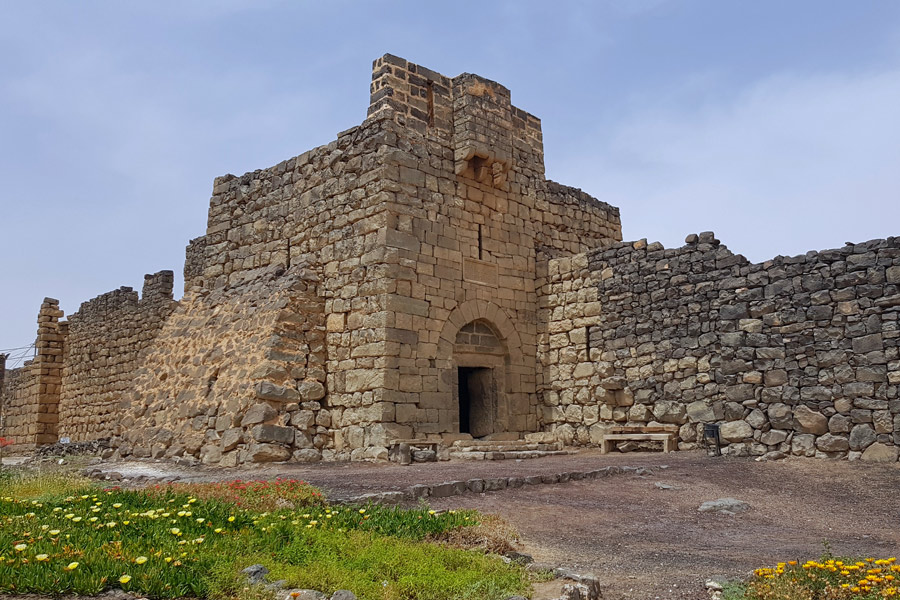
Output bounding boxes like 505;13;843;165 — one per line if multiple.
793;405;828;435
251;424;295;445
241;403;277;427
861;442;899;463
720;420;753;443
255;381;300;403
247;443;291;462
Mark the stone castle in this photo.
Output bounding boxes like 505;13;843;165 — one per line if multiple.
2;54;899;465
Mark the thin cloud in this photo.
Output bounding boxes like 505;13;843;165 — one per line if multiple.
561;67;900;261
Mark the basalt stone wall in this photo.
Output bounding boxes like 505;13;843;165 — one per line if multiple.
537;234;900;462
58;271;176;442
115;264;332;465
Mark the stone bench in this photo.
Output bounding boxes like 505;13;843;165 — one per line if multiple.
389;439;441;464
600;425;678;454
390;439;440;452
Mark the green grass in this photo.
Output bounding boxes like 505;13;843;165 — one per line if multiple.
0;478;532;600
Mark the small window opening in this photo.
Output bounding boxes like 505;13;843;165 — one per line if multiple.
477;225;483;260
426;81;435;127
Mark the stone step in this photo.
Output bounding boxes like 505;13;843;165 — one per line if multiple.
452;444;563;454
449;449;572;461
451;439;563;452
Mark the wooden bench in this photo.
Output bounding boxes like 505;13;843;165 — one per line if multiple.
600;425;678;454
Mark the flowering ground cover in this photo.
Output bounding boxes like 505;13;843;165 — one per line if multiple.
726;556;900;599
0;473;531;600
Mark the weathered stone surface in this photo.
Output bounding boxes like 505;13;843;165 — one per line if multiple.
247;443;292;462
793;406;828;435
255;381;300;403
792;434;816;457
698;498;750;514
720;421;753;443
759;429;788;446
849;424;877;451
241;403;277;427
298;381;326;402
251;424;295;445
767;404;793;430
652;401;687;424
861;442;899;463
815;434;849;452
686;401;716;423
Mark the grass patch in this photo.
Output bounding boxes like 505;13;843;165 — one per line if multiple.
0;468;91;499
0;478;531;600
145;478;327;512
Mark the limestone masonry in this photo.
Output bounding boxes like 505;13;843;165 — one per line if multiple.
2;55;898;464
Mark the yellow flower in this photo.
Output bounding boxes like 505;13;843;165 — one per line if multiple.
196;518;204;523
64;561;79;571
214;528;223;533
170;528;181;535
14;544;27;552
164;557;172;563
134;556;148;564
359;509;366;514
36;554;49;562
72;517;82;523
119;575;132;584
49;529;60;536
113;503;122;508
228;516;235;522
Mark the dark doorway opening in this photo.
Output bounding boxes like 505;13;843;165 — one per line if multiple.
458;367;494;437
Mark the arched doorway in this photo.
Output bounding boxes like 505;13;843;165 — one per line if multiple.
454;319;507;437
435;300;533;438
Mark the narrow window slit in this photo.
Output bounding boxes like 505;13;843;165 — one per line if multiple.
426;81;435;127
477;224;483;260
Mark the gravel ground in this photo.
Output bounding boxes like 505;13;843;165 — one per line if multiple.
46;450;900;599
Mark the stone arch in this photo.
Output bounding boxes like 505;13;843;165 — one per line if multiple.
436;300;523;367
434;300;529;437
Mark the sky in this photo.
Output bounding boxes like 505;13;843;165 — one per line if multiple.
2;1;900;362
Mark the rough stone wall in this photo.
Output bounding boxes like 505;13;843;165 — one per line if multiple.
1;362;36;451
344;55;621;447
58;271;176;442
537;233;900;462
116;264;329;465
538;182;622;260
0;299;64;451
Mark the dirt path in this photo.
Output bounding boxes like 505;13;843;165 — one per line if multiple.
427;455;900;600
